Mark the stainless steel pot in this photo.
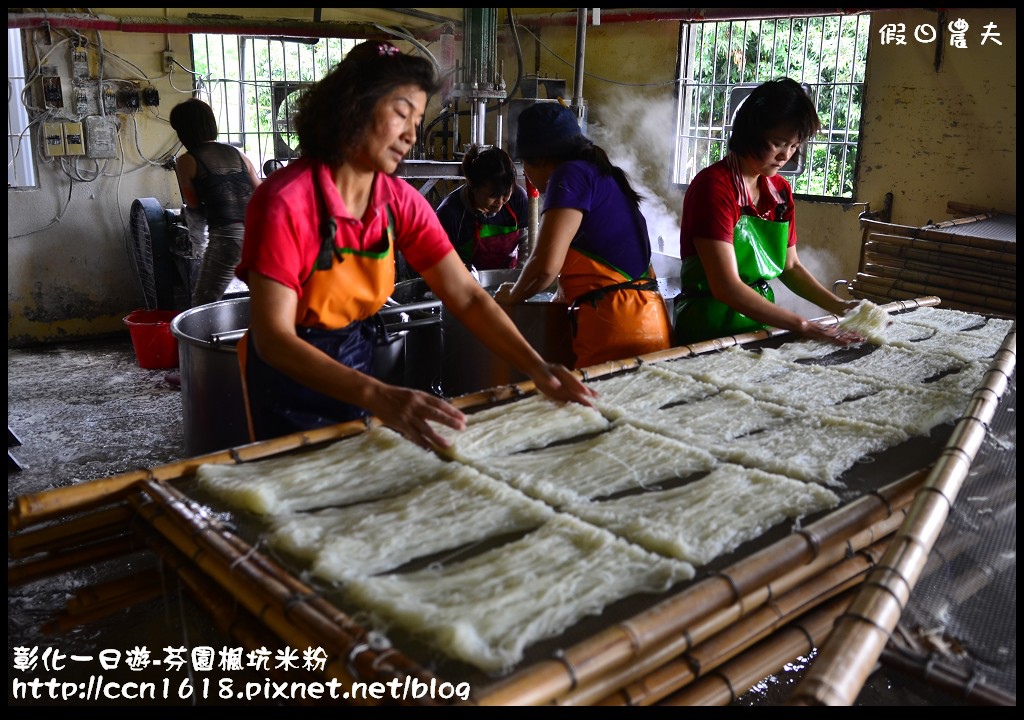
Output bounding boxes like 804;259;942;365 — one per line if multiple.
170;296;413;455
171;297;251;456
392;269;575;398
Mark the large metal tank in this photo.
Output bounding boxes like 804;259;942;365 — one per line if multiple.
392;269;576;398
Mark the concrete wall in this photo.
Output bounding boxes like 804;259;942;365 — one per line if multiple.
8;8;1016;345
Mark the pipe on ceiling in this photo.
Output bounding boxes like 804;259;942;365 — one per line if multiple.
8;8;880;38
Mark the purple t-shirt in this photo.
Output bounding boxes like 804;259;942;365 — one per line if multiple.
542;159;652;279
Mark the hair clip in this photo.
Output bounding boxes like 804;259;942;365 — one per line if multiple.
378;43;400;57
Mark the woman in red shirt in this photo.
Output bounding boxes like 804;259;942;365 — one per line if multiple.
237;41;595;448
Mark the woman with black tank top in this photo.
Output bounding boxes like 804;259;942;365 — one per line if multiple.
169;98;262;307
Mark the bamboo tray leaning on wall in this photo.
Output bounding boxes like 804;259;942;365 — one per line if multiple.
848;201;1016;319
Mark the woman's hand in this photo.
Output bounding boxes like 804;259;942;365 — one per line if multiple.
528;363;599;407
366;384;466;450
800;320;865;346
493;282;516;305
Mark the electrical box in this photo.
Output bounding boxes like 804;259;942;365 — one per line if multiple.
102;83;118;114
84;115;119;159
120;87;141;112
43;122;65;156
72;47;90;80
162;51;175;74
63;122;86;156
42;76;64;109
142;87;160;107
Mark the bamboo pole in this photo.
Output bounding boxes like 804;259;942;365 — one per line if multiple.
63;566;165;614
945;201;1015;218
43;584;166;635
863;250;1016;284
6;420;375;533
878;645;1016;706
130;480;451;704
657;591;857;706
864;243;1017;280
555;506;911;707
7;503;135;559
592;540;889;707
860;219;1017;255
861;263;1015;299
138;528;348;706
474;468;927;706
7;533;142;587
788;328;1016;706
853;273;1015;315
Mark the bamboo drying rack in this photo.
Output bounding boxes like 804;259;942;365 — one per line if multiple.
848;202;1016;319
7;296;1014;706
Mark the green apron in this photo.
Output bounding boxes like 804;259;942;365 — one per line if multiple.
674;213;789;345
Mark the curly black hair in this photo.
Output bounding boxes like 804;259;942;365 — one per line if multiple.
293;41;439;167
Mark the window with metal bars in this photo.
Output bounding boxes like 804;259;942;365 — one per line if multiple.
187;34;359;178
673;13;871;199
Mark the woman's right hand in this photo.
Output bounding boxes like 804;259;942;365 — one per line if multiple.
800;319;865;346
493;281;517;304
366;384;466;450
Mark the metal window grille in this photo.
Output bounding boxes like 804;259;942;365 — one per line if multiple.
188;35;358;177
8;28;37;188
673;13;871;199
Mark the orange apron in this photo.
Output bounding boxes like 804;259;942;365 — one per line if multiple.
559;248;672;369
239;199;396;442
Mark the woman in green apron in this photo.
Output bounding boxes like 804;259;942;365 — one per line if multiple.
674;78;863;347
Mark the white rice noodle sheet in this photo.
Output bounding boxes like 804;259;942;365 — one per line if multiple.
718;361;889;411
342;513;694;674
897;306;987;333
430;394;610;462
821;386;966;436
625;390;797;449
720;415;909;486
926;360;990;397
586;364;718;421
890;325;1013;363
471;423;717;507
194;426;448;515
268;464;555;582
657;347;791;387
564;463;840;566
824;345;965;385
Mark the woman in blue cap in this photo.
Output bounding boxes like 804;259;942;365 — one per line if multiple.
495;102;672;369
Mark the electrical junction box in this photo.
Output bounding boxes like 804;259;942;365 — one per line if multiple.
84;115;119;159
42;76;64;108
63;122;86;156
43;122;65;156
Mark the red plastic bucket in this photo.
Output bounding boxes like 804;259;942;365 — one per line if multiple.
124;309;180;369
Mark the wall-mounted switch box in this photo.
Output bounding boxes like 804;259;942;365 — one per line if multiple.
43;122;65;156
63;122;86;156
42;76;64;108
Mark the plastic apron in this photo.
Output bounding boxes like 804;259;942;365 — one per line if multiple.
673;212;789;345
239;195;396;442
470;205;520;269
560;248;673;369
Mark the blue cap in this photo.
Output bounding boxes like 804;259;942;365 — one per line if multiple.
515;102;589;160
